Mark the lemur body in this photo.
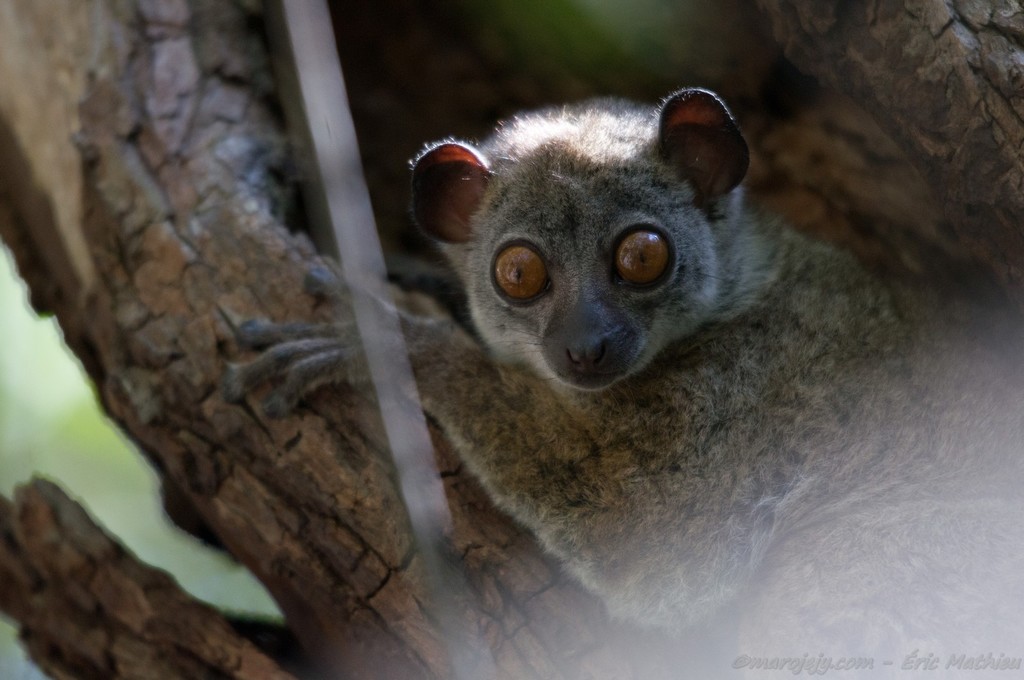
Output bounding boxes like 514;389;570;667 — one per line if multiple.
226;90;1024;663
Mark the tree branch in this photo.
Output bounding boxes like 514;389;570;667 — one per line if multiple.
0;479;294;680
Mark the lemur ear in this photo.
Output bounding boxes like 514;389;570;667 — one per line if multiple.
658;88;749;205
412;142;490;243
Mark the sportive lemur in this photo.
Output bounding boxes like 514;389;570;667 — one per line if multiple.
225;88;1024;668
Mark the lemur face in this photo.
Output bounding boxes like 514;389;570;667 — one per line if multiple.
412;89;748;389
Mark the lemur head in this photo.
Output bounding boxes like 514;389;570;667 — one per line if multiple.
411;88;750;390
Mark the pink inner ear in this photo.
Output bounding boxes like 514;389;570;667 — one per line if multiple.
662;90;730;129
412;143;490;244
416;143;487;171
659;89;749;205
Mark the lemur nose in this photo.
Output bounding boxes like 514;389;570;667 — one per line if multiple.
567;340;607;371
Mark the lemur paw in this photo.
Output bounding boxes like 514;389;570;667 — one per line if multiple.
223;317;356;417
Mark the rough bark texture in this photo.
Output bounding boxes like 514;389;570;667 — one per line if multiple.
755;0;1024;306
1;0;1022;678
0;481;294;680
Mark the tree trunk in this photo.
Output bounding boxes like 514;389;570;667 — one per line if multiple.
755;0;1024;307
0;0;1021;678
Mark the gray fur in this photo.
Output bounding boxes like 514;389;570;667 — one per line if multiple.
227;91;1024;672
438;99;768;388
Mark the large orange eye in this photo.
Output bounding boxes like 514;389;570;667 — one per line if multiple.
494;244;549;300
615;229;670;285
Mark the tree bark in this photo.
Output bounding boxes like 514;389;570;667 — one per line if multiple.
0;481;295;680
1;0;1022;678
755;0;1024;307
